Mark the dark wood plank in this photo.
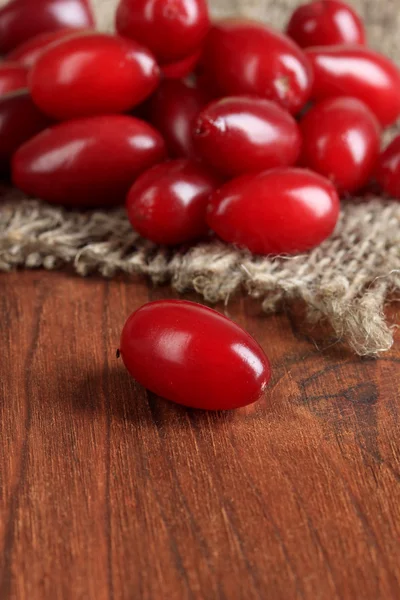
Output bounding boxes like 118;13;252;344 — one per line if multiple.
0;270;399;600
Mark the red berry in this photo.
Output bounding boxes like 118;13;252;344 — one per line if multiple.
201;19;313;115
149;79;210;158
116;0;210;64
0;90;51;172
0;0;94;54
12;115;166;207
286;0;365;48
376;136;400;199
193;96;301;177
306;45;400;127
7;28;89;68
0;63;28;97
207;168;340;255
29;33;160;120
299;97;381;194
162;49;202;79
119;300;271;410
126;159;220;245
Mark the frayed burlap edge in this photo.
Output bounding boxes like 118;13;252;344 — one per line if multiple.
1;190;399;356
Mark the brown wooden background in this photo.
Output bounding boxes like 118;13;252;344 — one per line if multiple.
1;270;400;600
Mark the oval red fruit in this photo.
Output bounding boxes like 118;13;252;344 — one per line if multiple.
7;28;89;68
0;63;28;97
306;45;400;127
300;96;381;194
126;159;220;245
193;96;301;177
0;90;51;172
202;19;313;114
29;33;160;120
162;49;202;79
120;300;271;410
376;136;400;199
0;0;94;54
12;115;166;207
116;0;210;64
207;168;340;255
286;0;365;48
149;79;210;158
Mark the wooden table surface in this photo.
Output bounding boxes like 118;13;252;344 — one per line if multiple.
1;270;400;600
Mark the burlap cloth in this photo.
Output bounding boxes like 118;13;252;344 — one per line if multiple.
1;0;400;355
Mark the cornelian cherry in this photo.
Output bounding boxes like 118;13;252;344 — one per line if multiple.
0;63;28;97
376;136;400;199
162;49;202;79
12;115;166;207
29;33;160;120
116;0;210;64
193;96;301;177
0;90;51;172
7;28;89;68
0;0;94;54
201;19;313;114
119;300;271;410
126;159;220;246
149;79;210;158
207;168;340;255
300;97;381;194
286;0;365;48
306;45;400;126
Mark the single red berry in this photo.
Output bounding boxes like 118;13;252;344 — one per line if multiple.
306;45;400;127
193;96;301;177
286;0;365;48
162;49;202;79
149;79;210;158
12;115;166;207
126;159;220;245
7;28;89;68
29;33;160;120
0;63;28;97
376;136;400;199
201;19;313;115
207;168;340;255
119;300;271;411
0;0;95;54
0;90;51;173
116;0;210;64
299;96;381;194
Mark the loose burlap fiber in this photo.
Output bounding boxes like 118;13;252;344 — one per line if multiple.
1;0;400;355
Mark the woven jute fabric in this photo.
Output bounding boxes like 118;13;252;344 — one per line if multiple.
1;0;400;355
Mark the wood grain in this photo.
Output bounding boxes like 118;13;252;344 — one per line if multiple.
0;270;399;600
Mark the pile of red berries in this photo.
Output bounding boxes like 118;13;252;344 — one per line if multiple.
2;0;400;410
1;0;400;258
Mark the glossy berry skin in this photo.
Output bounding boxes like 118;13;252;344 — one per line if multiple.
126;159;220;245
207;168;340;255
306;45;400;127
149;79;210;158
202;19;313;115
120;300;271;411
162;49;202;79
376;136;400;199
116;0;210;64
0;90;51;172
7;28;88;68
12;115;166;208
193;96;301;177
300;97;381;194
286;0;365;48
0;0;95;54
29;33;160;120
0;63;28;97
